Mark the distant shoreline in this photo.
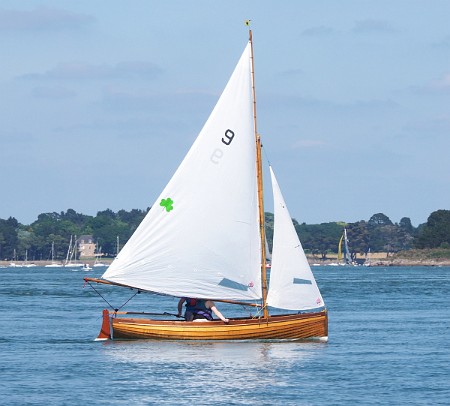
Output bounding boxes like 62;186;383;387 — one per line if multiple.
307;258;450;267
2;257;450;267
307;250;450;267
0;259;114;267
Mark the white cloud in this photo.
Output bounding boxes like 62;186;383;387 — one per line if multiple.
18;61;163;82
352;19;397;34
0;6;94;31
31;86;76;99
432;35;450;48
412;72;450;94
432;73;450;90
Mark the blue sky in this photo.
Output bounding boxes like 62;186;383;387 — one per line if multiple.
1;1;449;227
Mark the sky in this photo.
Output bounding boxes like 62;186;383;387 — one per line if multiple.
1;1;449;227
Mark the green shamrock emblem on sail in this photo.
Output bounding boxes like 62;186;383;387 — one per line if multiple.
160;197;174;212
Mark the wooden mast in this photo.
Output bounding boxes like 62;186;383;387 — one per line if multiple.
249;29;269;318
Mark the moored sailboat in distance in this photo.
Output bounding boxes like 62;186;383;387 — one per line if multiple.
9;249;18;268
22;250;36;268
45;241;62;267
85;28;327;341
364;248;372;267
64;235;83;267
338;228;356;266
93;243;108;267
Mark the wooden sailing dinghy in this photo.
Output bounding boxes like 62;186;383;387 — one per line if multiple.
85;30;328;341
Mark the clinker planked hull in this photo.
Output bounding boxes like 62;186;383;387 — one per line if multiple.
97;309;328;341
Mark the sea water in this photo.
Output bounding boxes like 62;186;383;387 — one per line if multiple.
0;266;449;405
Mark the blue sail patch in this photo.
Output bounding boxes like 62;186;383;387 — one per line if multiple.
219;278;248;291
293;278;312;285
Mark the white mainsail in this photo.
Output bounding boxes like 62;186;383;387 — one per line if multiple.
103;43;262;301
266;167;324;310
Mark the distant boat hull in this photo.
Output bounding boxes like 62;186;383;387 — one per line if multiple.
96;309;328;341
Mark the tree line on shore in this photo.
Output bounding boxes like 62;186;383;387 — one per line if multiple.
0;208;449;262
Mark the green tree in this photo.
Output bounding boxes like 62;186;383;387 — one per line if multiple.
264;212;274;253
296;222;343;258
17;227;40;261
415;210;450;248
368;213;393;226
399;217;414;234
347;221;370;256
90;210;136;256
0;217;19;260
31;211;93;260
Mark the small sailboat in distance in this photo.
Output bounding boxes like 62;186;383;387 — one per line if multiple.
22;250;36;268
93;243;107;267
338;228;355;266
85;28;327;341
64;235;83;268
45;241;62;267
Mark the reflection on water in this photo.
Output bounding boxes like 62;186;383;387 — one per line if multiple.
103;339;325;366
98;340;327;404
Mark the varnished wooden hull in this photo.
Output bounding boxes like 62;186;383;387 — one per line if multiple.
97;309;328;341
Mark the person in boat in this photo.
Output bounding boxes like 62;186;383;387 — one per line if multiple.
177;297;229;323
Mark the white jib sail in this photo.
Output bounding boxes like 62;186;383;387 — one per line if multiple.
103;43;262;301
266;167;325;310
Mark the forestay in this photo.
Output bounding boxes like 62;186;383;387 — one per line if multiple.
266;167;325;310
102;43;262;301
